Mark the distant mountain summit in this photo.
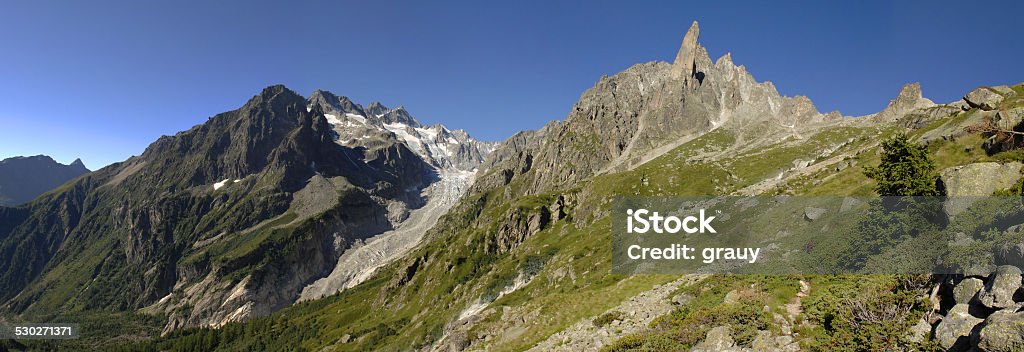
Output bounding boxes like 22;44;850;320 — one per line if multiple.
0;155;89;206
0;85;496;333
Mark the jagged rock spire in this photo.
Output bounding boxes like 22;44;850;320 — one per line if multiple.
671;21;700;79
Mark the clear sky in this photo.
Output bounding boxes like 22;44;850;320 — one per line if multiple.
1;0;1022;169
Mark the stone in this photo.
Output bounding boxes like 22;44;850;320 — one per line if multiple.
839;197;862;213
940;162;1024;216
979;265;1023;309
803;207;827;221
964;87;1005;111
990;85;1016;96
976;309;1024;352
935;303;984;350
672;293;695;306
907;319;932;343
691;325;740;352
874;82;935;121
723;289;741;305
953;277;985;304
672;21;700;79
995;107;1024;131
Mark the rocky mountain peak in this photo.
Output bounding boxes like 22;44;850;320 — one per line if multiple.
365;101;389;117
874;82;936;121
671;20;701;79
309;89;365;117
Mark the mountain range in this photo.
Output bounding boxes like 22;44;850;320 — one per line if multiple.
3;21;1024;351
0;155;89;207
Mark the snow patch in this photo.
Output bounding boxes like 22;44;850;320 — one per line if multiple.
345;113;367;124
213;179;230;191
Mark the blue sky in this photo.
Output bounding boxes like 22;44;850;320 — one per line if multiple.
1;1;1022;169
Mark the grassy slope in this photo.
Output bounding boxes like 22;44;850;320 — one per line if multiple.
19;85;1022;351
109;122;886;351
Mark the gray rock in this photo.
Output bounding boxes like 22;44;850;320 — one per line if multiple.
953;277;985;304
672;21;700;79
995;107;1024;131
976;309;1024;352
723;289;741;305
839;197;862;213
990;85;1016;96
907;319;932;343
803;207;827;221
874;82;936;121
691;325;741;352
979;265;1023;310
964;87;1005;111
672;293;695;306
940;162;1023;216
935;303;984;350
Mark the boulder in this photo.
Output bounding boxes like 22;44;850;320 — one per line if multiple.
940;162;1023;216
990;85;1016;96
691;325;741;352
803;207;827;221
935;303;984;350
874;82;936;121
907;318;932;343
723;289;741;305
953;277;985;304
995;107;1024;131
979;265;1023;310
965;87;1005;111
672;293;695;306
752;330;799;352
919;109;995;144
839;197;862;213
976;309;1024;352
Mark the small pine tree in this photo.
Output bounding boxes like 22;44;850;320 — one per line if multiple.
864;133;943;196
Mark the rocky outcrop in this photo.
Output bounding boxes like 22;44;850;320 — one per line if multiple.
979;265;1023;310
691;325;739;352
995;107;1024;131
936;303;985;350
874;82;935;122
954;277;985;304
672;21;701;80
975;309;1024;351
478;21;846;197
940;162;1023;216
924;264;1024;350
965;87;1006;111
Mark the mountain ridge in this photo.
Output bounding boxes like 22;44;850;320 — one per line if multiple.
0;155;90;207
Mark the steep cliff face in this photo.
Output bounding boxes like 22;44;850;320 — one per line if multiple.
0;85;459;331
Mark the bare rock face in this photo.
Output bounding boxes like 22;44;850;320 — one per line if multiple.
691;325;741;352
979;265;1024;310
940;162;1023;217
671;21;701;79
964;87;1005;111
975;309;1024;352
935;303;984;350
874;82;935;121
954;278;985;304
